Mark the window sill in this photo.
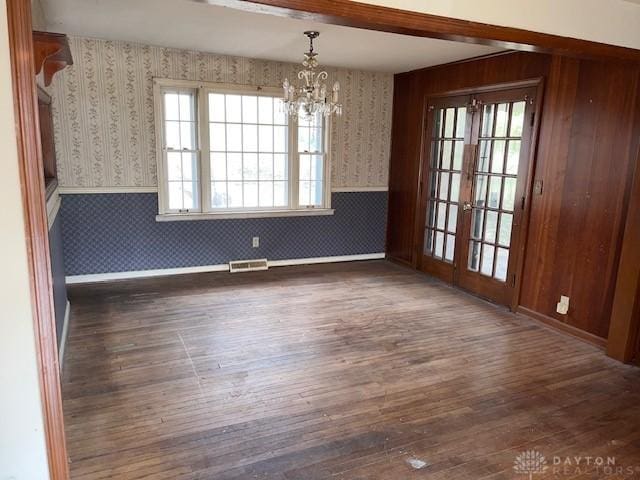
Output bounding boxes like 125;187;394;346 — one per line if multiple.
155;208;335;222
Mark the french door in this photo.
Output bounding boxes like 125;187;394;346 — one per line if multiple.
417;84;538;307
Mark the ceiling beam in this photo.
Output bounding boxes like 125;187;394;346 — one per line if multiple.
203;0;640;63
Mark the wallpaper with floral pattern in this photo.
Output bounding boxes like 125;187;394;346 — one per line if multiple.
49;36;393;189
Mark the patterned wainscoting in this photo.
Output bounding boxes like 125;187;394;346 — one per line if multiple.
49;214;68;347
61;192;387;275
49;36;393;190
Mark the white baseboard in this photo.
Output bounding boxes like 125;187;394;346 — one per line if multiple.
65;253;386;285
58;300;70;372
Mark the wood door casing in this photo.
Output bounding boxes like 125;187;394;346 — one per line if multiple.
416;83;540;308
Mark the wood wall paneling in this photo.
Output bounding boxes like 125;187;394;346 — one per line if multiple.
520;57;640;339
387;51;640;343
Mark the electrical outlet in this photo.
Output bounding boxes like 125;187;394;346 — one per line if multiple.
252;236;259;248
556;295;569;315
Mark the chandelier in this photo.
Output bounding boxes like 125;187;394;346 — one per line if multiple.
283;31;342;121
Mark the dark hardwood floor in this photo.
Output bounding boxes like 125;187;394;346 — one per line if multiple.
62;260;640;479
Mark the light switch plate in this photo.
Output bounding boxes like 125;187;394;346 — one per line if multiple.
252;236;259;248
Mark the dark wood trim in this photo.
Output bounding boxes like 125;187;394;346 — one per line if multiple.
607;132;640;362
517;306;608;349
32;30;72;87
7;0;69;478
211;0;640;63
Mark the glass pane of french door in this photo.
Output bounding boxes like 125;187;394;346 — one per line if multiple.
424;106;466;262
467;100;526;282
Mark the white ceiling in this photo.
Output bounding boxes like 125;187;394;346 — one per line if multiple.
39;0;501;73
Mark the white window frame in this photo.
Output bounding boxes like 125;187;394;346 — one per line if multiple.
153;78;333;221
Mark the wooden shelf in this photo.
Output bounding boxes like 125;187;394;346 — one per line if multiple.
33;31;73;86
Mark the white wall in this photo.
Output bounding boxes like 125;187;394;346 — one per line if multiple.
0;1;51;479
360;0;640;50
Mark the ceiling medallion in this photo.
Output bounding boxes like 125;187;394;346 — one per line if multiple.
283;31;342;121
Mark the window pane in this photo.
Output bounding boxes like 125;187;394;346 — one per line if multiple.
226;95;242;123
471;208;484;240
259;182;273;207
299;180;310;206
481;104;495;137
450;173;461;202
226;124;241;151
310;181;323;206
498;213;513;246
474;175;488;206
468;241;480;271
311;156;323;181
434;232;444;259
298;126;310;152
165;121;181;149
503;178;517;211
494;103;508;137
510;101;525;137
164;93;179;120
209;94;225;122
452;141;464;170
444;108;455;137
210;123;225;151
179;94;194;122
180;122;196;150
181;152;196;181
258;125;273;152
487;176;502;209
299;155;311;180
455;107;466;138
478;140;491;172
274;154;287;180
167;152;182;181
447;204;458;233
441;141;452;170
495;248;509;282
426;200;435;228
309;128;322;153
439;172;450;200
228;182;243;207
445;234;455;262
183;181;196;209
273;181;287;206
242;124;258;152
259;153;273;180
481;244;495;276
211;152;226;181
274;126;287;153
168;182;183;210
484;210;498;243
211;181;227;208
244;181;258;207
242;96;257;124
424;229;433;255
243;153;258;181
506;140;521;175
491;140;505;173
437;202;446;229
227;153;242;181
258;97;273;124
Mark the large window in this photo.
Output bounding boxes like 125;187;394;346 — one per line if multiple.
154;79;331;219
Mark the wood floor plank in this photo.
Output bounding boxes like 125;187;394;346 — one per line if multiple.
62;260;640;479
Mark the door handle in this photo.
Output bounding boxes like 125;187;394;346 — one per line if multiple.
463;201;472;211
